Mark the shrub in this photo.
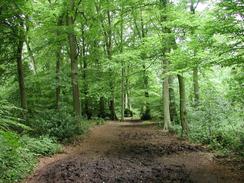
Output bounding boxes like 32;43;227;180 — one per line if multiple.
20;136;62;156
0;131;35;183
30;108;84;141
0;131;61;183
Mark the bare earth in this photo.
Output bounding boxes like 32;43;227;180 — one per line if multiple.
25;121;243;183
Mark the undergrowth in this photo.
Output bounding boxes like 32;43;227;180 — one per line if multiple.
0;131;61;183
0;103;104;183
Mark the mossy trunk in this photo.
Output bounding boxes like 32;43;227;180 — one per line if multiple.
178;74;189;137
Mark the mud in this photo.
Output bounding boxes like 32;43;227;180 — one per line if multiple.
25;122;244;183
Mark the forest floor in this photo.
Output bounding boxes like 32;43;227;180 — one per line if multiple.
25;121;243;183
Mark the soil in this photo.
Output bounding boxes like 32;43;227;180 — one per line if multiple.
25;121;244;183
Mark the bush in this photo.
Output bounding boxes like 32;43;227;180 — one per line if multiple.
20;136;61;156
187;92;243;155
30;108;84;142
0;131;61;183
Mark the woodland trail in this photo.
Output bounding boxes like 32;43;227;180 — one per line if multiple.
25;121;243;183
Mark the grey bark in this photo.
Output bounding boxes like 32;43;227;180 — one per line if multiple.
177;74;189;136
163;59;171;130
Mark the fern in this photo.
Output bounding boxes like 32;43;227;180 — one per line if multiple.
0;100;31;131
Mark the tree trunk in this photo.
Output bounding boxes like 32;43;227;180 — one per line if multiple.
99;97;106;118
193;67;200;106
55;16;63;110
141;65;151;120
120;6;125;121
25;38;37;74
81;25;91;119
109;98;117;120
140;9;151;120
16;35;27;112
190;1;200;107
121;62;125;121
125;72;131;110
177;74;189;137
163;59;171;130
107;9;118;120
55;46;62;110
169;76;178;124
67;0;81;118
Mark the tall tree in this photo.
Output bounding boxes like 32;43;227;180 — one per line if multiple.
16;16;28;112
120;3;125;121
55;16;64;110
67;0;81;118
190;0;200;106
160;0;171;130
106;7;118;120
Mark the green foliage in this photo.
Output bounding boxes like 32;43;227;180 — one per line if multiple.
0;100;30;131
20;136;61;156
30;108;84;142
187;87;244;155
0;0;243;181
0;130;61;183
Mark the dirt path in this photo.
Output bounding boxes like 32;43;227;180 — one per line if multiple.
25;121;243;183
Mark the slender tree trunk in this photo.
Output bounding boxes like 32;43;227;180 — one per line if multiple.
81;25;90;119
193;67;200;106
125;67;132;115
25;38;37;74
67;0;81;118
177;74;189;136
159;0;171;129
121;62;125;121
163;59;171;130
140;9;151;120
55;16;63;110
190;1;200;107
120;6;125;121
55;47;62;110
169;76;178;124
107;9;118;120
17;35;27;112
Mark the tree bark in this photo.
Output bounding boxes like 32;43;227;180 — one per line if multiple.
190;0;200;107
140;9;151;120
169;76;178;124
55;46;62;110
177;74;189;137
121;62;125;121
67;0;81;118
55;16;63;110
106;9;118;120
120;6;125;121
25;38;37;74
193;67;200;106
16;34;27;112
81;24;91;119
99;97;106;118
163;59;171;130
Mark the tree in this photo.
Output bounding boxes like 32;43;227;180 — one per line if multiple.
67;0;81;118
177;74;189;136
160;0;171;130
16;16;28;112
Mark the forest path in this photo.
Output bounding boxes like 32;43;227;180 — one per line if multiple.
25;121;243;183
